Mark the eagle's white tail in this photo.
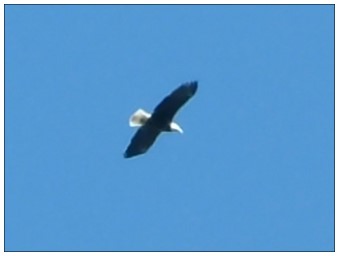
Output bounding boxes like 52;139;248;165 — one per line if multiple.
129;108;151;127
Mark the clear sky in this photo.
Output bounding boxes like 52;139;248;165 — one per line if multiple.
5;5;334;252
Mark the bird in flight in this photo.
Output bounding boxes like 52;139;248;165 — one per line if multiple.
124;81;198;158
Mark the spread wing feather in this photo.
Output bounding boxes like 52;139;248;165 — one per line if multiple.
152;81;198;123
123;124;161;158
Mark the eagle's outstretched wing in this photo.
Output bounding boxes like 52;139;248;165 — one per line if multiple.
123;123;161;158
151;81;198;123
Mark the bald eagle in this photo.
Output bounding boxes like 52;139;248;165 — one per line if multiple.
124;81;198;158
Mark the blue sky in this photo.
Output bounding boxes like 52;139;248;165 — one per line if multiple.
5;5;334;251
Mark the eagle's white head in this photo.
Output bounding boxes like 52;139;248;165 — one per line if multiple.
129;108;183;133
169;122;183;133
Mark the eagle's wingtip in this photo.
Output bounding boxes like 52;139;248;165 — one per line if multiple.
191;81;198;92
123;151;130;158
185;81;198;96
